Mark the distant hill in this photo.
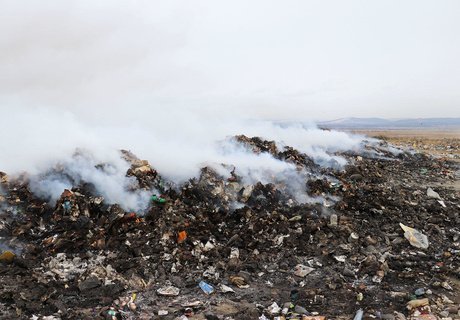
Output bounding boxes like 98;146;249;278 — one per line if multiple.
317;117;460;129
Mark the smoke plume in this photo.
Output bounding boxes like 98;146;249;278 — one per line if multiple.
0;1;369;211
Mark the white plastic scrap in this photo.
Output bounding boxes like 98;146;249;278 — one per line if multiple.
203;241;215;251
157;285;180;296
40;253;119;284
273;234;290;246
334;255;347;263
400;223;429;249
268;302;281;315
293;264;315;277
229;247;240;259
203;266;219;280
353;308;364;320
220;284;235;293
427;187;442;200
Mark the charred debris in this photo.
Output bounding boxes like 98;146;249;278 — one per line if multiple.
0;135;459;320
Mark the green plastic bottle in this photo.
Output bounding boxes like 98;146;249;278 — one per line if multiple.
151;195;166;203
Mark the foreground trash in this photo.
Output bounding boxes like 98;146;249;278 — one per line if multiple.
0;250;15;263
157;285;180;296
399;223;429;249
426;187;442;200
151;194;166;203
198;281;215;295
353;309;364;320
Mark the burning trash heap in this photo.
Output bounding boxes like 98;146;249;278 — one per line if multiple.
0;134;459;320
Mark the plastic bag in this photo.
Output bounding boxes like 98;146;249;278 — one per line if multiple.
400;223;429;249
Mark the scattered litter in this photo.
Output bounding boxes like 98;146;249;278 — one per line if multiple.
220;284;235;293
157;285;180;296
293;264;315;277
407;298;429;310
268;302;281;315
198;280;215;295
353;308;364;320
151;195;166;203
0;250;15;264
426;187;442;200
400;223;429;249
178;230;187;243
229;276;249;288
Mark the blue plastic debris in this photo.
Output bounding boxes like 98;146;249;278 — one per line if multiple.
199;281;215;295
63;200;71;213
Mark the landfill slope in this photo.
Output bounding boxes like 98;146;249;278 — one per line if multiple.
0;135;459;320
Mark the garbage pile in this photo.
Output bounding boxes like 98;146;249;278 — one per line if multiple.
0;135;459;320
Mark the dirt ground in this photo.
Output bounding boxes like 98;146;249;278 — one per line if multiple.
354;129;460;193
352;129;460;161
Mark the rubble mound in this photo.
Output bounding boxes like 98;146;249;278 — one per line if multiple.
0;136;459;320
235;135;318;169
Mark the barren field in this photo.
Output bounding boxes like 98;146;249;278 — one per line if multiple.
352;129;460;161
355;129;460;193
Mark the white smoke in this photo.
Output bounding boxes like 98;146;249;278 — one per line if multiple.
0;106;365;210
0;1;371;210
28;151;152;211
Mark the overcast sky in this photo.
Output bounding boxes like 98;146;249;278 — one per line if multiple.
1;0;459;120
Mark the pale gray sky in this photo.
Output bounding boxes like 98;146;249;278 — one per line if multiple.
0;0;459;120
